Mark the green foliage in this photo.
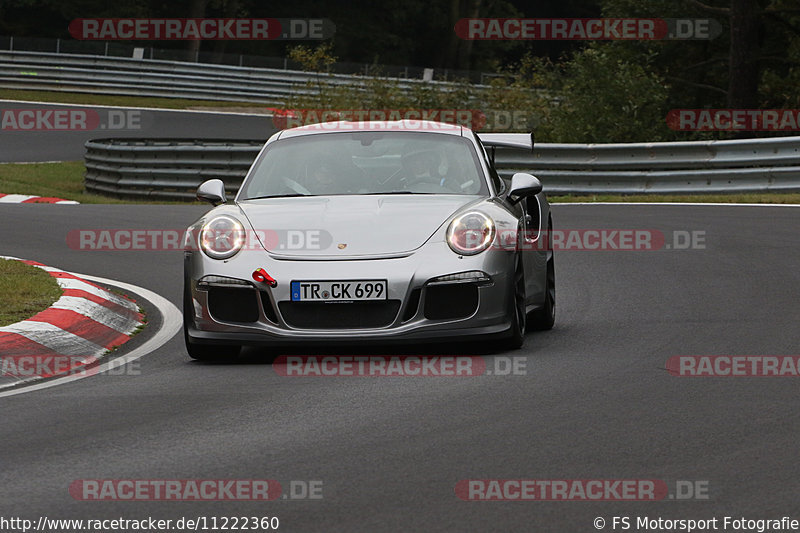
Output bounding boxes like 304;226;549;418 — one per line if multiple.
544;45;672;142
284;44;484;115
759;0;800;108
288;43;338;72
280;44;674;142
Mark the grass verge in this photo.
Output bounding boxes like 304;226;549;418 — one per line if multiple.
0;161;194;204
0;258;63;327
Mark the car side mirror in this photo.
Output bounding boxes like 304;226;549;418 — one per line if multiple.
507;173;542;204
197;179;227;206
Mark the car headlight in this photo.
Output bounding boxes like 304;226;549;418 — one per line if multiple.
446;211;496;255
199;215;246;259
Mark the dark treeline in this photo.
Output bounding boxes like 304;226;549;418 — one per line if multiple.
1;0;798;141
1;0;614;69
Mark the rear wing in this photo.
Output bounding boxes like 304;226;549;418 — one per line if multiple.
476;132;535;166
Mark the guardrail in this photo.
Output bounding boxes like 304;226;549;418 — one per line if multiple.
0;50;476;106
1;35;486;82
84;135;800;200
84;139;262;200
482;134;800;194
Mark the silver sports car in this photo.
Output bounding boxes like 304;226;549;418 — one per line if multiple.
183;120;555;359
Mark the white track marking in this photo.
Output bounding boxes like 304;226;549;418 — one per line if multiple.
0;321;105;356
49;296;136;333
0;273;181;397
53;276;140;311
0;194;36;203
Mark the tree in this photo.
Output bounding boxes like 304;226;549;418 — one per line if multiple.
689;0;760;108
185;0;209;62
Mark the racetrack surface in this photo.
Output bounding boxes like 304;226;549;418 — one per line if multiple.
0;203;798;531
0;101;278;162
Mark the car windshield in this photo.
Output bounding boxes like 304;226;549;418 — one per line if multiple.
239;131;488;199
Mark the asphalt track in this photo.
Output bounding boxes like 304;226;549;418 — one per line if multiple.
1;202;799;532
0;101;278;162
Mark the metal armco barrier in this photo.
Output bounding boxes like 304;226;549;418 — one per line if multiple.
84;139;263;200
481;133;800;194
84;135;800;200
0;50;471;106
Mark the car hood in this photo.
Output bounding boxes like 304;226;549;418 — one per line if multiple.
238;194;482;259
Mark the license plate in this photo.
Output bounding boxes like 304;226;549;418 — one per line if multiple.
290;280;388;302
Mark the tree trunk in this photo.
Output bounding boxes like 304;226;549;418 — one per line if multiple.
185;0;209;62
441;0;482;71
211;0;240;64
442;0;463;69
456;0;482;71
727;0;759;109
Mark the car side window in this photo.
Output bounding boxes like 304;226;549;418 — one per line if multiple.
472;133;505;195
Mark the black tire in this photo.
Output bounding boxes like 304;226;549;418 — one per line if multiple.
183;283;241;361
503;255;527;349
529;219;556;331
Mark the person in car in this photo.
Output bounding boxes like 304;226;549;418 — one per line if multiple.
401;149;447;187
305;159;338;194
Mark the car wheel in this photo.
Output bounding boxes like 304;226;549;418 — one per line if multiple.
503;254;526;349
529;219;556;331
183;283;241;361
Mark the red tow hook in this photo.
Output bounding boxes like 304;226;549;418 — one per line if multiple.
252;268;277;288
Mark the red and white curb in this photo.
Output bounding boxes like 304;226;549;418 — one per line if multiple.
0;256;143;384
0;194;78;204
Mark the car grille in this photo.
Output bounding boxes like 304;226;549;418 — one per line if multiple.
260;290;279;324
401;288;422;322
207;286;260;323
278;300;401;329
423;284;479;320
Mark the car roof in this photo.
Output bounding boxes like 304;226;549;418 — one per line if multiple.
276;119;468;140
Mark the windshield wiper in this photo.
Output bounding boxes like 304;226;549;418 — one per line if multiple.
361;191;434;195
241;193;312;200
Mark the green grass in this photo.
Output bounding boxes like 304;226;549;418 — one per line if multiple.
0;161;194;204
550;193;800;204
0;88;269;112
0;258;63;327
